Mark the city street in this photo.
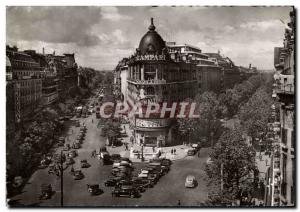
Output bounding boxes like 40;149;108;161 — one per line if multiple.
9;98;210;206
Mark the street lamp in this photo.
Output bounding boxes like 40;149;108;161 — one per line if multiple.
140;134;144;161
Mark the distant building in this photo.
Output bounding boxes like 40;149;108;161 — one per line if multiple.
6;45;42;123
205;52;241;90
24;50;59;106
167;43;223;94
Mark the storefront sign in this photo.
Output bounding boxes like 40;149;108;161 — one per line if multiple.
135;54;166;61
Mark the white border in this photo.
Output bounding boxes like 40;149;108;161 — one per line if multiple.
1;1;299;212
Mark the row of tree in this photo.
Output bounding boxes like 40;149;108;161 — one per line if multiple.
177;73;270;146
204;74;275;205
7;109;62;180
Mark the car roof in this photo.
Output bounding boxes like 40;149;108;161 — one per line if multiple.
186;175;195;180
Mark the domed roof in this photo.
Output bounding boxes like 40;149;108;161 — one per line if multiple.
138;18;166;55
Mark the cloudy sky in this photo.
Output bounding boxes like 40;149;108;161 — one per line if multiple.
6;6;293;70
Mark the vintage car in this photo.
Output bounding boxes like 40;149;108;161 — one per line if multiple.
63;144;71;151
73;170;84;180
39;184;52;200
81;159;90;168
132;177;154;188
111;154;121;161
111;185;141;198
138;170;149;178
104;177;123;187
87;184;103;195
185;175;197;188
72;142;81;149
187;148;196;156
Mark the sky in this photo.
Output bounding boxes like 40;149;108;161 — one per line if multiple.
6;6;293;70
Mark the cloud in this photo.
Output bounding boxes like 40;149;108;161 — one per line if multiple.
101;7;132;21
240;20;283;31
6;6;293;70
7;6;102;46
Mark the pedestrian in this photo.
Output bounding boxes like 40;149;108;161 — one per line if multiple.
171;149;174;155
174;149;176;155
152;146;155;152
177;200;181;206
92;119;94;123
265;158;268;166
198;151;200;157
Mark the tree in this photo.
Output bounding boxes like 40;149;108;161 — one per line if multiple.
205;128;258;205
104;71;114;84
238;86;273;146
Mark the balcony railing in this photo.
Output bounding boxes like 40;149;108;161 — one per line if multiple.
127;79;167;85
275;75;294;94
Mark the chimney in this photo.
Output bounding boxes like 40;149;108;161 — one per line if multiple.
42;47;45;55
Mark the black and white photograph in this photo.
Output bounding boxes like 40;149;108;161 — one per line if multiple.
5;5;295;207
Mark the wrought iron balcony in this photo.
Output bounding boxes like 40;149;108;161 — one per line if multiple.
275;75;294;95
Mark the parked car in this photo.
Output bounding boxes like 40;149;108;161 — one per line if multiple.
147;173;159;184
72;142;81;149
104;177;122;187
185;175;197;188
132;178;154;188
81;159;90;168
138;170;149;178
113;161;121;168
102;153;112;165
187;148;196;156
73;170;84;180
111;185;140;198
111;154;121;161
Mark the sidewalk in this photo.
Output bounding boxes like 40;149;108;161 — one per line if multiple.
255;152;271;182
106;123;190;162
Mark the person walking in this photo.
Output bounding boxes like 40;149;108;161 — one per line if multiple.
198;151;200;157
177;200;181;206
92;119;94;123
171;149;174;155
174;149;176;155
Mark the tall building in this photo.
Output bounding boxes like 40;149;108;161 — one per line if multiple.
167;43;223;94
270;9;295;206
205;52;241;90
6;46;43;123
117;18;197;148
24;50;59;106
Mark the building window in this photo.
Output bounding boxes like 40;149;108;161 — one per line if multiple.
291;130;294;148
281;154;287;198
281;128;287;145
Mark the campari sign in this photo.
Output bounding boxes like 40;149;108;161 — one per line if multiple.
135;54;166;61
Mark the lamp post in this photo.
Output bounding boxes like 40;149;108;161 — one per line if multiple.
140;134;144;161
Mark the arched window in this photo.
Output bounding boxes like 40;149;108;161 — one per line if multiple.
146;86;155;95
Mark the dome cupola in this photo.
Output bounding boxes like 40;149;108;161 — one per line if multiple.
138;18;166;55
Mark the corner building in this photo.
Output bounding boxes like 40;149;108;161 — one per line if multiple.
125;18;197;147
